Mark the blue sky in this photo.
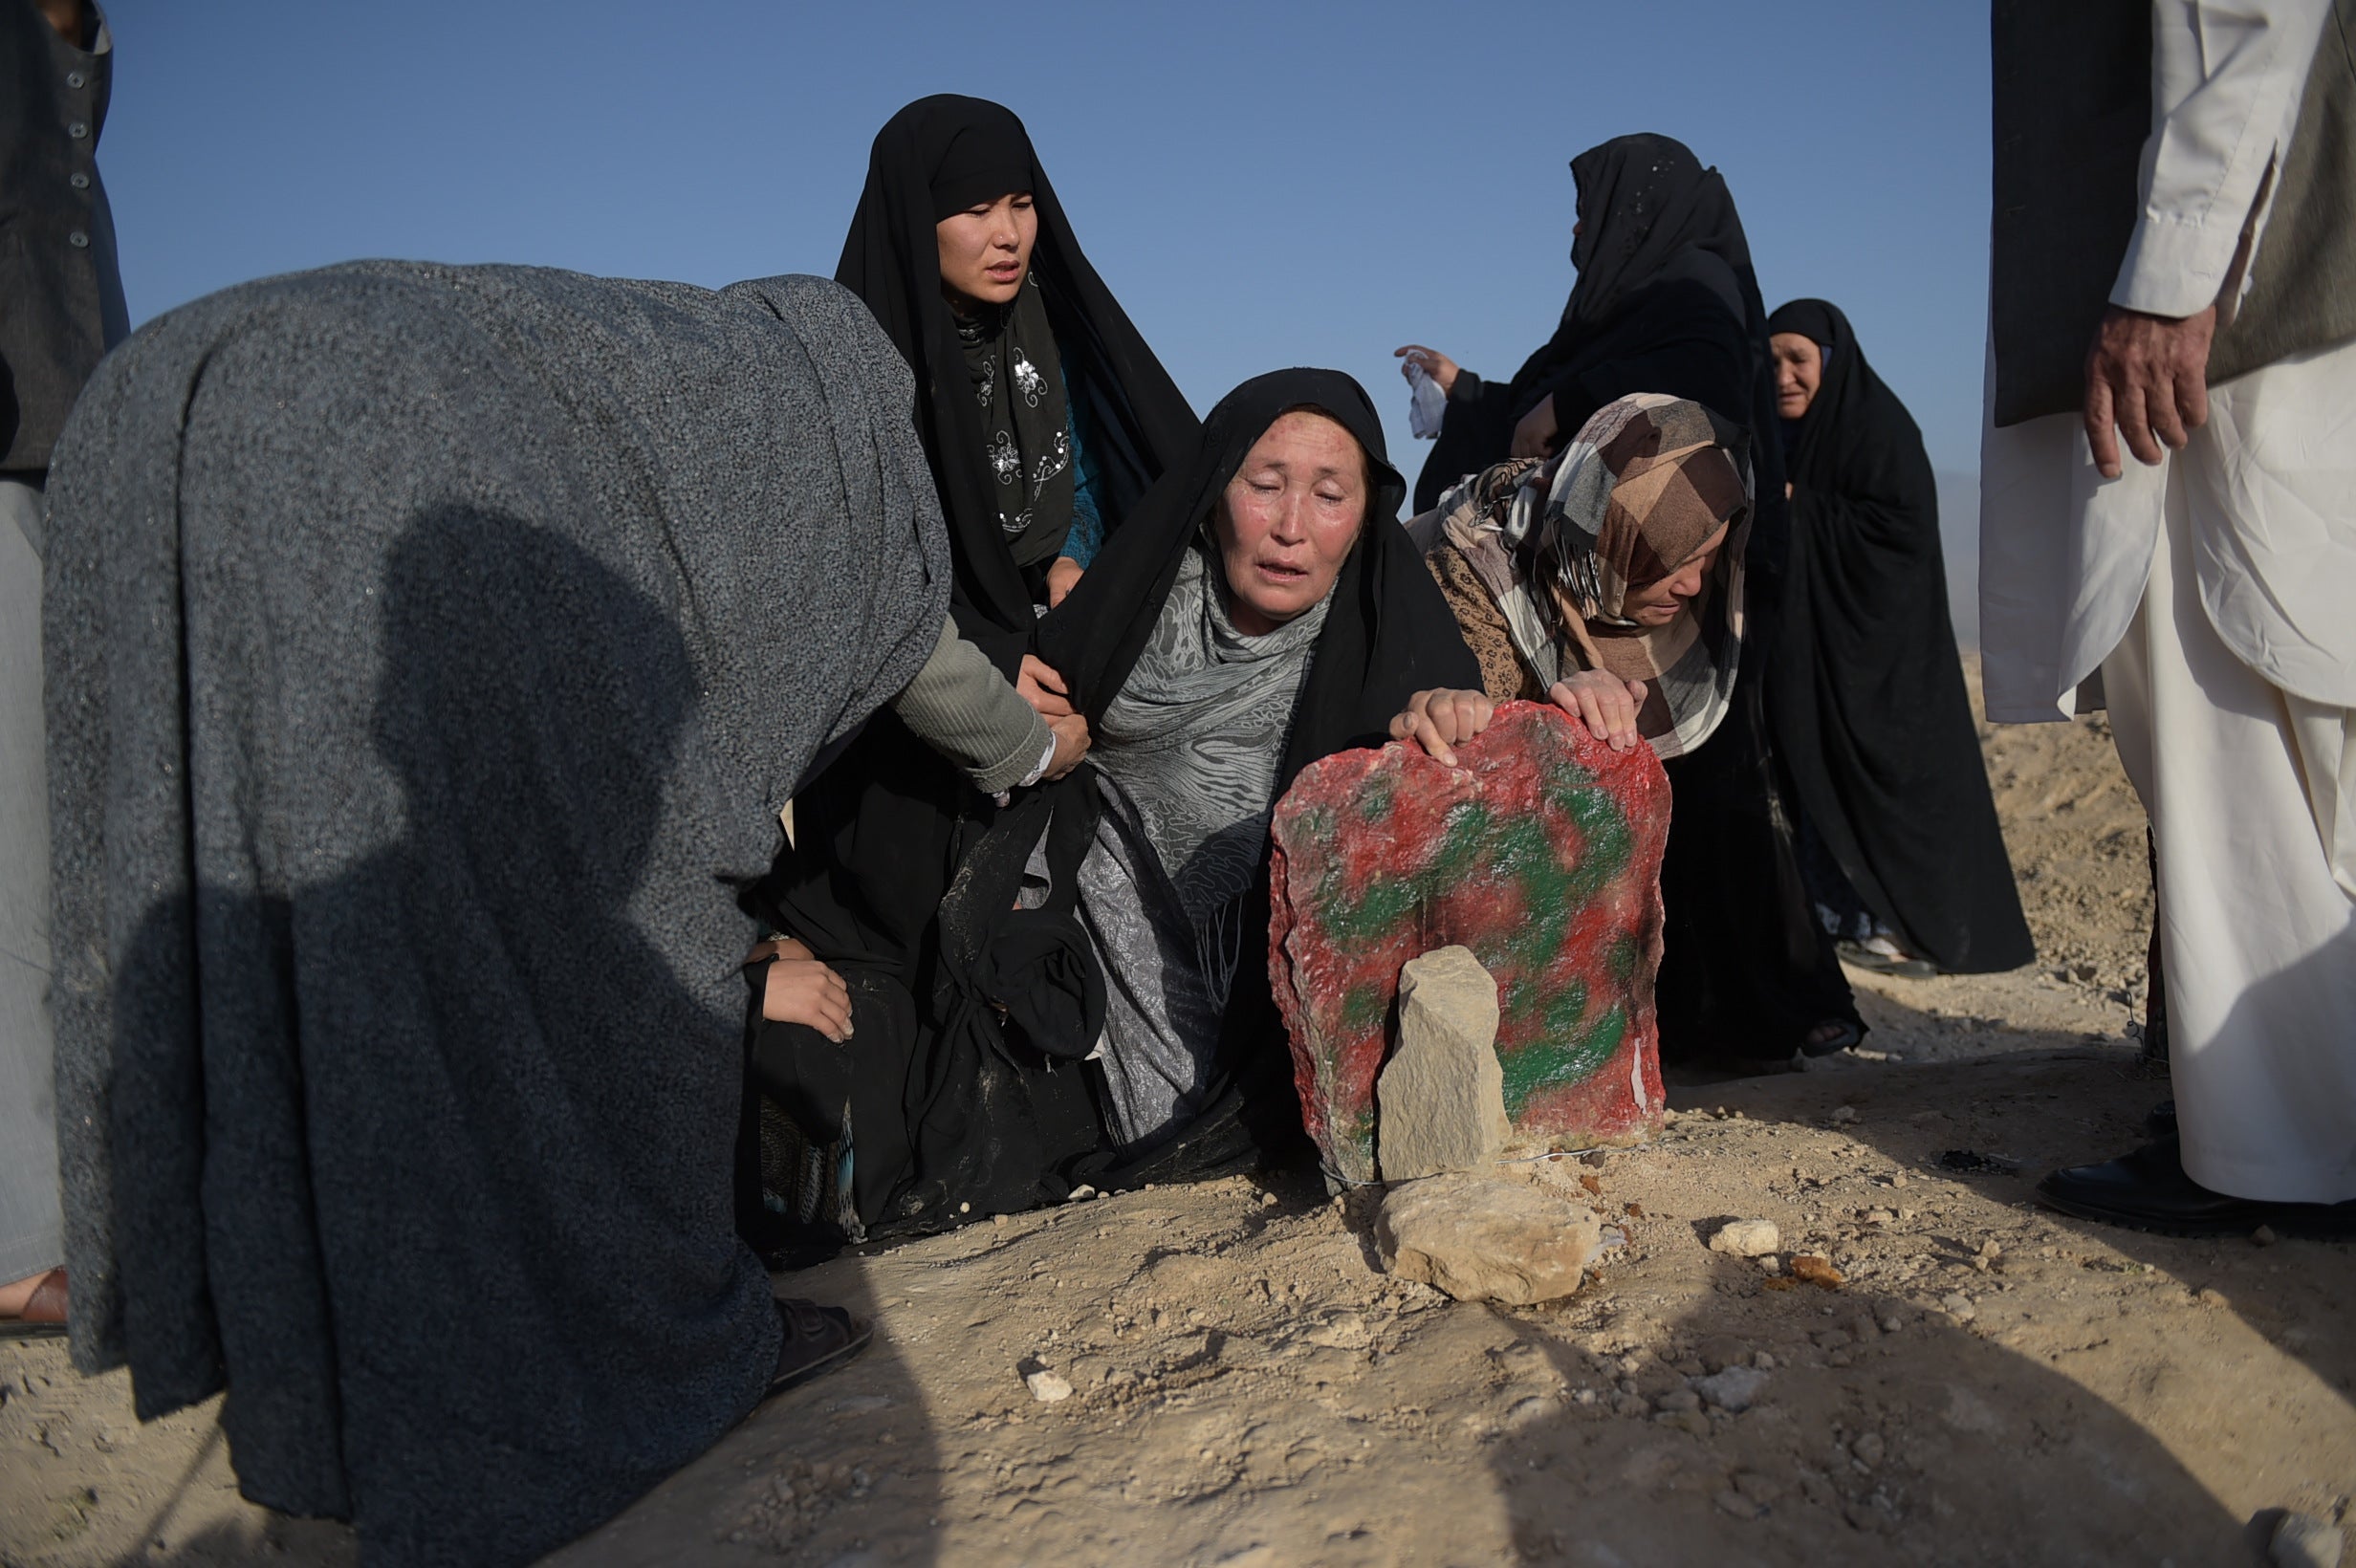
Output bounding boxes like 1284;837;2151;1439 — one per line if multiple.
98;1;1990;482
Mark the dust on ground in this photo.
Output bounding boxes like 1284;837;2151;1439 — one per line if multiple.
7;672;2349;1568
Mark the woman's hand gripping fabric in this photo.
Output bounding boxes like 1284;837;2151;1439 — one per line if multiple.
1392;344;1462;396
1018;652;1092;779
1509;395;1560;459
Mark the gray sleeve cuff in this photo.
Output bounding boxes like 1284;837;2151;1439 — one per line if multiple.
889;620;1058;795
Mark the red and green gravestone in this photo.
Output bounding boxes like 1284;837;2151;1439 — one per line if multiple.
1269;702;1670;1185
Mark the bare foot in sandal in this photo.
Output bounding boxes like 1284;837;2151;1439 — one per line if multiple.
0;1268;67;1339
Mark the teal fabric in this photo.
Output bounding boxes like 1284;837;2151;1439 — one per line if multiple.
1063;379;1106;568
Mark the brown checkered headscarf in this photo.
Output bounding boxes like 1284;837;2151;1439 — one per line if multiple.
1533;394;1750;635
1428;393;1752;757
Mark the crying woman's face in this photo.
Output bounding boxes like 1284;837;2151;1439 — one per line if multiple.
1210;410;1368;637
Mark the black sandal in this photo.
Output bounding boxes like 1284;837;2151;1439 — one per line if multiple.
766;1296;871;1396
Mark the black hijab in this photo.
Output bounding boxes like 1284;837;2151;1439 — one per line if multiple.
1040;368;1483;789
839;95;1199;670
1529;134;1759;386
1763;299;2033;973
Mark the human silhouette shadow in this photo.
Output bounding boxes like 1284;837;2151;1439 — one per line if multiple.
104;510;930;1566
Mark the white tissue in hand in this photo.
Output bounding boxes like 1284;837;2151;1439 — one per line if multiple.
1407;359;1447;439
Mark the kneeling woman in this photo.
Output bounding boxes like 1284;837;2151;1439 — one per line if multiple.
1400;393;1864;1056
758;372;1481;1229
1040;371;1483;1155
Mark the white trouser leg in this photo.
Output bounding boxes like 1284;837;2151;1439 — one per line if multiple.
0;477;61;1284
2102;464;2356;1204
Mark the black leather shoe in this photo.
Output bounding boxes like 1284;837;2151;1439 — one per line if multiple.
2144;1100;2177;1138
2038;1138;2356;1238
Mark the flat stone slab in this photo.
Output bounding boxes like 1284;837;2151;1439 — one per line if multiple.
1375;1172;1602;1305
1270;702;1670;1185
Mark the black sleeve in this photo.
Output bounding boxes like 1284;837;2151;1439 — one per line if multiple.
1540;294;1755;439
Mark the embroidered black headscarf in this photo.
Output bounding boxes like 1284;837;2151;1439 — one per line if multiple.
838;95;1199;670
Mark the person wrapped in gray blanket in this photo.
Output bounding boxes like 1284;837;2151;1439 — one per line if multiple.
42;259;1075;1568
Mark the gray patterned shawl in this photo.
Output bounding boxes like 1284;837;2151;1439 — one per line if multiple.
1091;541;1329;928
1081;542;1330;1143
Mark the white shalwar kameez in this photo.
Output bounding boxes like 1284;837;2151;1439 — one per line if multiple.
1981;0;2356;1204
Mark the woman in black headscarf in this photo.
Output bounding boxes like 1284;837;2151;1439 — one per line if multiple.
1765;298;2034;976
752;98;1200;1237
1395;134;1859;1064
838;94;1198;664
1040;369;1484;1161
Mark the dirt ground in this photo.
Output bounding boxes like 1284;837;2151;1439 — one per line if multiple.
6;674;2350;1568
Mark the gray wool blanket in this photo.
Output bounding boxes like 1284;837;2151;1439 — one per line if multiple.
42;262;949;1567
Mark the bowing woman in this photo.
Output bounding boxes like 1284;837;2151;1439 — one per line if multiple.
753;98;1196;1231
1038;370;1484;1160
1412;395;1755;766
1395;134;1858;1064
1764;298;2033;977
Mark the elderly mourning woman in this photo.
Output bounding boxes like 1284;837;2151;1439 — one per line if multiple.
756;372;1481;1224
39;263;1029;1566
1394;134;1857;1066
1040;369;1485;1156
1764;299;2033;978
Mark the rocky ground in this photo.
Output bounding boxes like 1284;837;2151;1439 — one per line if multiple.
5;683;2350;1568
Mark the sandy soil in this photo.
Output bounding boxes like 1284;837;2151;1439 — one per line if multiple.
7;673;2350;1568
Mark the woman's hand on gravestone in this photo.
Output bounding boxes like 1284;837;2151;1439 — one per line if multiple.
1550;671;1647;753
1389;687;1496;767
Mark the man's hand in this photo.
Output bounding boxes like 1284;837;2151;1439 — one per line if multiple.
1043;712;1091;779
2083;304;2216;479
1388;687;1495;767
1017;654;1076;718
1510;395;1560;460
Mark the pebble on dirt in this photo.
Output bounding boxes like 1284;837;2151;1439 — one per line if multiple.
1708;1218;1781;1258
